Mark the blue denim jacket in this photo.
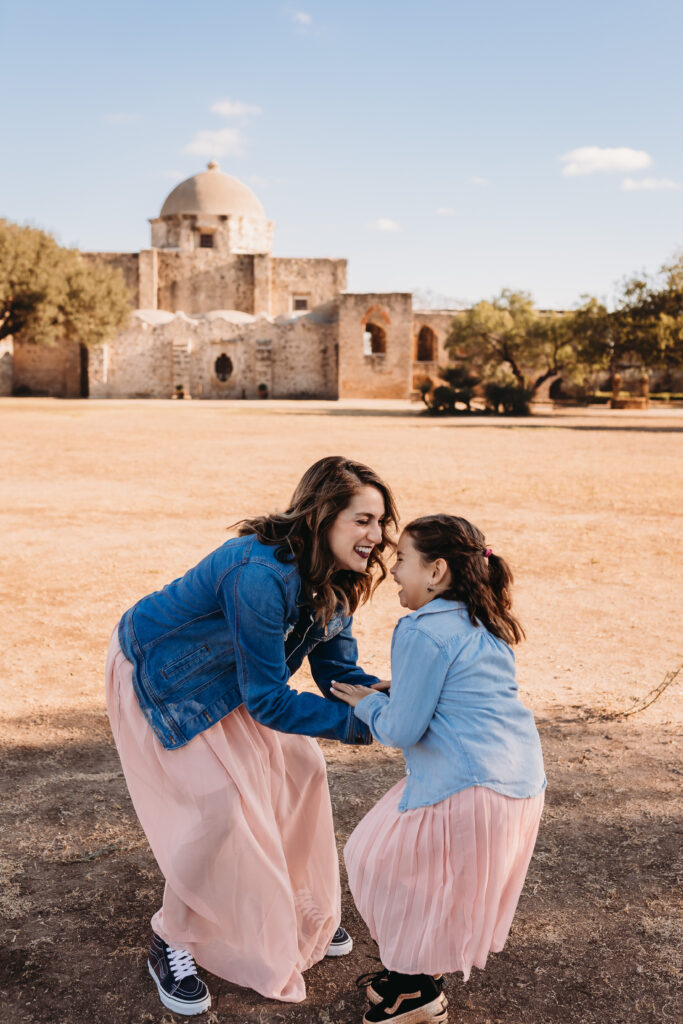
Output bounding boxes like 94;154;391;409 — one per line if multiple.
353;598;546;811
118;534;377;750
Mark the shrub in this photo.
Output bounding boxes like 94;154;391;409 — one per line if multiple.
483;382;533;415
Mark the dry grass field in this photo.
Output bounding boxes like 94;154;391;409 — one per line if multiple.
1;398;681;1024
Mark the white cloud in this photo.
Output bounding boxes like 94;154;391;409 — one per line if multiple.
622;177;681;191
211;99;262;119
183;127;245;157
369;218;401;232
102;112;138;125
469;176;488;185
285;7;313;31
559;146;652;176
436;207;456;216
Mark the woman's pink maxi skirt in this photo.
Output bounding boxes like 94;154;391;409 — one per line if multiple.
106;633;341;1003
344;778;544;979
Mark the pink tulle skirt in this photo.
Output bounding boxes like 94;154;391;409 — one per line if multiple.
344;778;544;979
106;632;340;1002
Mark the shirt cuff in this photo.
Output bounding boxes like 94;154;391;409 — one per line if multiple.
352;690;389;726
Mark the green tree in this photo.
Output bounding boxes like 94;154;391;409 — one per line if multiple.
446;289;579;398
0;219;131;347
574;255;683;375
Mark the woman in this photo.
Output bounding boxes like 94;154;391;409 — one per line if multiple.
106;456;397;1013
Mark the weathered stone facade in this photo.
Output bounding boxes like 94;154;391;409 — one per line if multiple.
338;293;414;399
411;310;463;391
7;162;459;401
11;338;86;398
89;307;339;401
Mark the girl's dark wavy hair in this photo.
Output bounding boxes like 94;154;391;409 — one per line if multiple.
404;514;525;645
236;456;398;625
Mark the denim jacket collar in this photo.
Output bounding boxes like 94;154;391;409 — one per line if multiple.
405;597;466;620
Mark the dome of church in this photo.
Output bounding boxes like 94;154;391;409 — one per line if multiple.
159;162;266;219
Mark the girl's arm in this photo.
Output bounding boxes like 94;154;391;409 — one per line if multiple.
332;623;449;748
217;561;371;744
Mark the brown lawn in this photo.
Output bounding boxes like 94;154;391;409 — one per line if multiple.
1;398;681;1024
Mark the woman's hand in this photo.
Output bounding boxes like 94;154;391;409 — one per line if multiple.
371;678;391;692
331;681;378;707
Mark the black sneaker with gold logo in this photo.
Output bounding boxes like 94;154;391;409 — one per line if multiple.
359;967;445;1006
362;971;447;1024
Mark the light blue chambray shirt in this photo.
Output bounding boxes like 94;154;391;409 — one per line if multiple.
353;598;546;811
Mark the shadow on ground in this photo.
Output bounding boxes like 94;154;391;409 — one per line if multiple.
1;710;680;1024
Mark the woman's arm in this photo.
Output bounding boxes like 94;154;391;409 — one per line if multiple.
217;561;370;744
308;616;381;698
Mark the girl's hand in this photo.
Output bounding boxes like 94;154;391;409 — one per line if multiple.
331;681;378;707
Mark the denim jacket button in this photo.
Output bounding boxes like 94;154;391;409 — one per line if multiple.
406;768;411;775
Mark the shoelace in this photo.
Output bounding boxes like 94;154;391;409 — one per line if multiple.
166;947;198;982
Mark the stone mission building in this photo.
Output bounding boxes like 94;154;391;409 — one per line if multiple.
3;163;455;400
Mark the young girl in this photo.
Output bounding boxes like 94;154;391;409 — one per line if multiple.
331;514;545;1024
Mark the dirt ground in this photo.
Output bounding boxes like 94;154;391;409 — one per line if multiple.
1;398;681;1024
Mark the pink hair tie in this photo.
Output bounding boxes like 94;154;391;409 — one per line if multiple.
484;548;492;558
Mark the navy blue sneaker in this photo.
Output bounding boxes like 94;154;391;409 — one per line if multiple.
325;925;354;956
147;933;211;1015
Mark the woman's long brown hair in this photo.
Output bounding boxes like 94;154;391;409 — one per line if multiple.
237;456;398;625
404;514;525;645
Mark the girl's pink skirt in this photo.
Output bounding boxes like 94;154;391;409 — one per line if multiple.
106;632;340;1003
344;778;544;979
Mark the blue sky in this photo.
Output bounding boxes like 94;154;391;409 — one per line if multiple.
2;0;682;308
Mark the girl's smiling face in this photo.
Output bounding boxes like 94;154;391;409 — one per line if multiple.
390;530;451;609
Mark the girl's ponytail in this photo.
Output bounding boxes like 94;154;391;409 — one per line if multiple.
485;553;524;643
404;515;525;645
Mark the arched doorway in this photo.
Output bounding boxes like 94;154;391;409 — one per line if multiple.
416;326;436;362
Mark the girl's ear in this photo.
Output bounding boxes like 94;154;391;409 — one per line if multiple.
432;557;450;586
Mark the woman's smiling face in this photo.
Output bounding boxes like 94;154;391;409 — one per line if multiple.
327;486;386;572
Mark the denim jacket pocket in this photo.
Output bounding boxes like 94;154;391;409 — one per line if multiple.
159;643;213;692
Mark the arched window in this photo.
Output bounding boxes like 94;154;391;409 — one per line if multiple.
416;326;436;362
215;354;233;382
363;322;387;355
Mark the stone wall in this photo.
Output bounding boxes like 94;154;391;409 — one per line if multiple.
83;248;347;320
269;307;339;399
269;258;347;317
156;252;256;314
149;213;273;255
90;307;339;401
12;338;83;397
89;313;174;399
411;309;462;389
338;293;413;399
